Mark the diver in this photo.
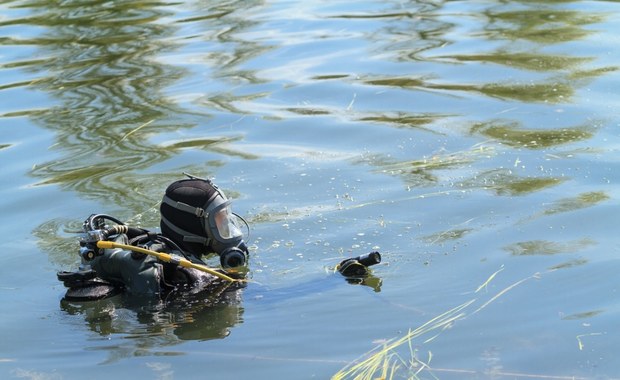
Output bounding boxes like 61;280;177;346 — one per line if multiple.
58;174;382;301
58;174;249;301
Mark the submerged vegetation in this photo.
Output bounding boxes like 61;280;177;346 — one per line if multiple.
332;268;579;380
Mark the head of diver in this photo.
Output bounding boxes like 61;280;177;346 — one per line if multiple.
159;174;249;269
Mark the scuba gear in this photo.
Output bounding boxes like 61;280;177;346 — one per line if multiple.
96;240;239;283
79;222;147;261
160;176;249;267
58;205;247;301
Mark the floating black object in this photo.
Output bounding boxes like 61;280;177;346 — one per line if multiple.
337;251;381;277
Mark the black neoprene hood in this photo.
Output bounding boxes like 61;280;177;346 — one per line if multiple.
160;178;219;255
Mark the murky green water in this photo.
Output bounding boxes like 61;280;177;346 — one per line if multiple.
2;1;620;379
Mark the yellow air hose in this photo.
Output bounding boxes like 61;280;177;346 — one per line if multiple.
96;240;239;283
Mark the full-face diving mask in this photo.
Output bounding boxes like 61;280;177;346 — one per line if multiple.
160;176;248;268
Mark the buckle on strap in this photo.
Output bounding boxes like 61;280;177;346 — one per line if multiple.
162;195;205;218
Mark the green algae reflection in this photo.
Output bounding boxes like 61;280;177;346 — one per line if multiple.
364;76;575;103
438;51;592;72
482;9;603;44
471;120;593;149
461;168;564;196
505;238;596;256
543;191;609;216
359;112;451;134
367;145;495;189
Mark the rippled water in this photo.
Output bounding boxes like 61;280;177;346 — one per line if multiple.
2;1;620;379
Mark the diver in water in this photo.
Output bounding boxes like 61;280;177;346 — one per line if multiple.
58;174;249;301
58;174;382;301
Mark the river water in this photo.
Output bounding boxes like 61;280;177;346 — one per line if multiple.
1;1;620;379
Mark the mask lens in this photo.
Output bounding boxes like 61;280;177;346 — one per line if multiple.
213;205;242;240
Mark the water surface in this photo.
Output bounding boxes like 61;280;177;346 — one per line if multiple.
1;1;620;379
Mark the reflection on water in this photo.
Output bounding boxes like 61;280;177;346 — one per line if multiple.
548;258;589;270
471;120;594;149
463;169;564;196
504;238;596;256
9;0;268;216
440;51;592;72
17;1;268;262
351;0;615;106
365;75;576;103
330;1;452;63
422;227;473;244
16;0;188;205
367;144;496;189
542;191;609;216
184;0;274;114
60;288;244;361
33;218;85;268
353;1;612;207
359;112;451;133
482;8;603;43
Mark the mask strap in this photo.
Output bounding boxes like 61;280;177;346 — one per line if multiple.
160;215;211;246
233;212;251;242
162;194;219;218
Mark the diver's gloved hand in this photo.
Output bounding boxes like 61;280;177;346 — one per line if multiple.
336;251;381;277
336;252;383;292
